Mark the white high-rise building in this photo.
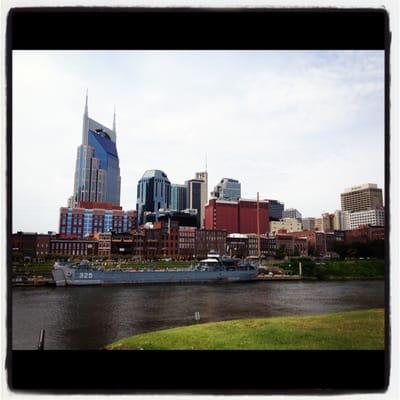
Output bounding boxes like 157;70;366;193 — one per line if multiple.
348;208;385;230
195;171;208;228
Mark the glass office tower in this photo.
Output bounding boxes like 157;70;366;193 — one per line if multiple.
211;178;241;201
171;184;187;211
71;93;121;207
137;169;171;224
185;179;204;228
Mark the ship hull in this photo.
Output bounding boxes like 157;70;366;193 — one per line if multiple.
53;265;258;286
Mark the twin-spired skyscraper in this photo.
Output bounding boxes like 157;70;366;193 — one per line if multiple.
69;93;121;207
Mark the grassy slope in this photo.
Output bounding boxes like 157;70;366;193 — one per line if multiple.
107;308;384;350
280;259;384;279
317;260;384;278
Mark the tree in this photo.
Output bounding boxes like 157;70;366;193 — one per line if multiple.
275;246;285;260
332;242;348;260
12;251;24;264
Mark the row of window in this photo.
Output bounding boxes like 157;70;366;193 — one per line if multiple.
52;242;96;250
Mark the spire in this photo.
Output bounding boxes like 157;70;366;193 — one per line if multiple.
85;89;88;115
205;153;207;173
113;105;116;133
82;89;89;145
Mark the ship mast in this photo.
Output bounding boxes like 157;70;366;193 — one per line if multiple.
257;192;261;259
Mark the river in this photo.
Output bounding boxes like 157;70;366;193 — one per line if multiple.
12;280;384;350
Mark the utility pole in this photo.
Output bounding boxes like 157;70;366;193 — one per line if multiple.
257;192;261;259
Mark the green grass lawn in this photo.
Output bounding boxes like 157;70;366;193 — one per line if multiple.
106;308;384;350
279;258;384;279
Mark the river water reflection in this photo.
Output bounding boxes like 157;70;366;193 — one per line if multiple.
12;280;384;350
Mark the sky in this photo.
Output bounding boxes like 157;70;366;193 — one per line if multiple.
12;50;385;233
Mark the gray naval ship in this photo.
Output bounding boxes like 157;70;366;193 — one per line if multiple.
52;252;259;286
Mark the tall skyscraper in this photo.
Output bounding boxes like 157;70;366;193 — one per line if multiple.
71;93;121;207
185;178;204;228
195;171;208;228
341;183;383;212
170;184;187;211
136;169;171;225
211;178;241;201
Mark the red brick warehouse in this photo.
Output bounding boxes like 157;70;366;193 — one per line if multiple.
205;198;269;234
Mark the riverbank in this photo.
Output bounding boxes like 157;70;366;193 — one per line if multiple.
106;308;384;350
279;258;384;280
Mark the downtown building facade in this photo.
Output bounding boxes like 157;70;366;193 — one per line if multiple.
135;170;208;229
50;237;99;257
170;184;187;211
195;171;208;223
12;232;52;261
348;208;385;230
211;178;241;201
204;198;269;234
341;183;383;212
333;210;350;231
339;183;384;230
59;206;137;238
136;169;171;225
186;175;207;228
265;199;284;221
282;208;302;220
321;212;335;232
70;94;121;208
270;218;302;234
302;217;316;231
144;208;198;228
226;233;305;258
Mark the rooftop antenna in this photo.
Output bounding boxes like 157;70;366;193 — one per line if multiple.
85;89;88;114
113;105;116;133
205;153;207;173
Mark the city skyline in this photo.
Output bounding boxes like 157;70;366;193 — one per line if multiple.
13;50;385;232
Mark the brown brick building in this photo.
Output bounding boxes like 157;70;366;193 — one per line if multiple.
344;225;385;244
12;232;51;261
195;229;227;259
275;233;308;256
178;227;196;260
226;234;249;258
291;230;326;256
159;220;180;259
50;237;98;257
94;232;112;258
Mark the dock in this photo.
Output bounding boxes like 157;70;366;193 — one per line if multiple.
255;275;303;281
12;277;55;287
